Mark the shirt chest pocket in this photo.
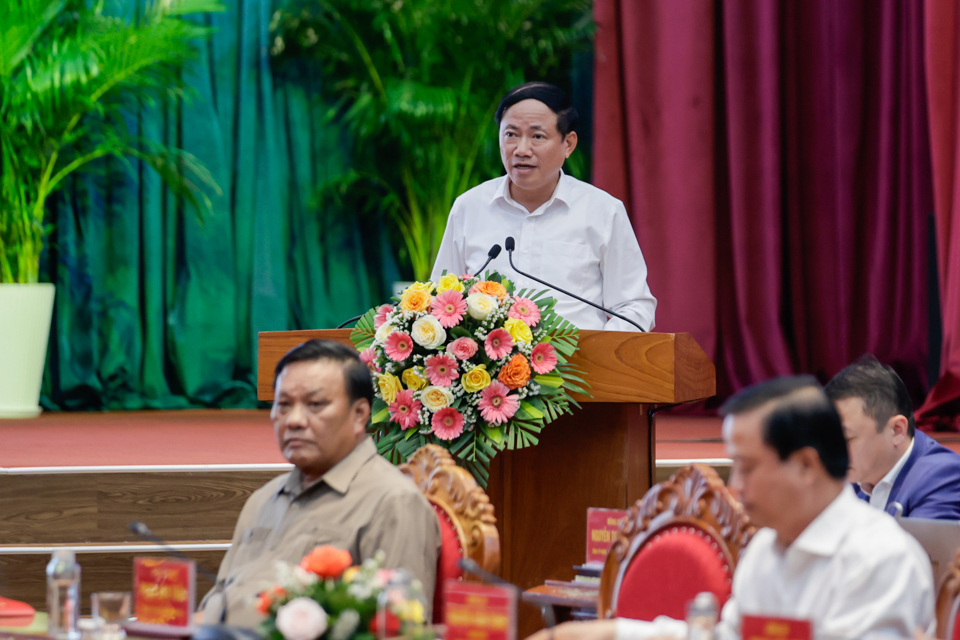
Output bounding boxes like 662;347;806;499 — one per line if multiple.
290;524;357;563
541;240;596;292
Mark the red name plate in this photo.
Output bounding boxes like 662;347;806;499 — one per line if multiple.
741;615;812;640
444;581;517;640
133;557;196;627
586;508;627;564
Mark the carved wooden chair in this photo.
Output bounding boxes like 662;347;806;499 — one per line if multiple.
935;549;960;639
597;463;755;622
399;445;501;623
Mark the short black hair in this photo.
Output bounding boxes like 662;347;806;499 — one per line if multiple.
495;82;579;136
824;354;916;437
273;339;373;408
721;375;849;480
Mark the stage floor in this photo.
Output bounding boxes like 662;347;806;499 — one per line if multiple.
2;409;959;468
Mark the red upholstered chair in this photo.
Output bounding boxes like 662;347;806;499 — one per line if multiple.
597;464;755;621
399;445;500;624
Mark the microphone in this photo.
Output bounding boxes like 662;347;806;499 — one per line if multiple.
458;558;556;628
472;244;503;277
129;521;221;584
503;237;646;332
335;314;364;329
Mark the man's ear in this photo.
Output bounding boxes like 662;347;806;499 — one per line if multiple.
888;414;910;445
563;131;578;158
353;399;371;436
792;447;822;480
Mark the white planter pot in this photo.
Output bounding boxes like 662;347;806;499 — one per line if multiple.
0;283;56;418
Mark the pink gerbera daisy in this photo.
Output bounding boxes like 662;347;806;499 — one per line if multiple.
384;332;414;362
484;329;514;360
389;390;422;430
425;354;460;386
478;381;520;425
359;346;381;373
431;407;465;440
374;304;394;329
430;290;467;328
530;343;558;374
508;297;541;327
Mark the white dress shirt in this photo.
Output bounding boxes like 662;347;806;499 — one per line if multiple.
861;438;915;511
615;485;934;640
430;173;657;331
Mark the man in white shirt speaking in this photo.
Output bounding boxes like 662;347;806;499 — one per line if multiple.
527;376;934;640
430;82;657;332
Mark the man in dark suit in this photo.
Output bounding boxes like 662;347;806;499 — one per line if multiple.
825;355;960;520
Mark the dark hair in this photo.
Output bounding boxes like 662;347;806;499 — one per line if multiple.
824;354;915;437
721;375;849;480
273;339;373;408
495;82;579;136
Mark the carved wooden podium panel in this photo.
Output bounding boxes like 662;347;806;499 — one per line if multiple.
258;329;715;635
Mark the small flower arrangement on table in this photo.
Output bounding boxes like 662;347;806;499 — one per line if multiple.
350;271;588;485
259;546;425;640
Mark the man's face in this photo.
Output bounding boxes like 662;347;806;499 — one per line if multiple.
270;359;369;479
725;409;806;531
835;396;900;487
499;98;577;200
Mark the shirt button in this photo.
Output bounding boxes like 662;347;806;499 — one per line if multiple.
523;248;529;254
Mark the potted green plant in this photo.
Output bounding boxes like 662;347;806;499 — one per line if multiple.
0;0;221;417
269;0;592;283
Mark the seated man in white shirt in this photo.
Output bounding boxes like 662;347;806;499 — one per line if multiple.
527;376;934;640
825;355;960;520
430;82;657;331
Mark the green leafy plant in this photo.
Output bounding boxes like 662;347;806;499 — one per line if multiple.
270;0;592;281
0;0;223;284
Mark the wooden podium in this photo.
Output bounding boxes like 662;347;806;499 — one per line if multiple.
258;329;715;633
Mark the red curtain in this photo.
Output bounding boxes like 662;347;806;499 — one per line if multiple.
594;0;934;405
917;0;960;430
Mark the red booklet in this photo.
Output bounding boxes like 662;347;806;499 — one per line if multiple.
741;615;812;640
133;557;196;627
444;581;517;640
0;596;36;627
585;508;627;564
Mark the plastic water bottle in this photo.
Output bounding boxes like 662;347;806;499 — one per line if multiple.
686;591;718;640
46;549;81;640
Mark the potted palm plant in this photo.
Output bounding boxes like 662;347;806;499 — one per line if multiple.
0;0;221;417
269;0;592;283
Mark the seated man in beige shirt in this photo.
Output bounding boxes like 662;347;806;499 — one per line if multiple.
199;339;440;628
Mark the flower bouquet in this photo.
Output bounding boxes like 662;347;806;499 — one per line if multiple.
259;546;426;640
350;271;588;485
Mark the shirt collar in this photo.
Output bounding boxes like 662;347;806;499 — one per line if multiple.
278;437;378;498
788;484;858;556
870;437;915;495
491;170;571;213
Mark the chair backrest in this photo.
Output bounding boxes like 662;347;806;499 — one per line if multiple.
597;463;755;621
935;548;960;639
399;445;500;623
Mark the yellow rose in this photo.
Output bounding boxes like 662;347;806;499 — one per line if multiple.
400;288;432;313
377;372;403;404
436;273;465;294
504;317;533;343
421;385;454;412
466;292;497;320
405;281;434;293
462;365;492;393
411;314;447;349
402;367;428;391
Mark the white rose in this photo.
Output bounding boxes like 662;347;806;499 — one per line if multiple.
466;293;497;320
411;314;446;349
375;321;396;343
420;385;454;412
275;597;328;640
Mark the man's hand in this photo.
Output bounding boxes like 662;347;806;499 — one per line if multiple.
525;620;618;640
